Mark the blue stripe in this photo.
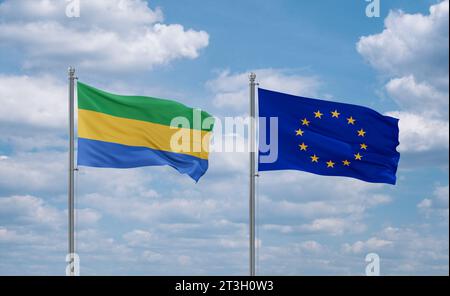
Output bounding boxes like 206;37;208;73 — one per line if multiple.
77;138;208;182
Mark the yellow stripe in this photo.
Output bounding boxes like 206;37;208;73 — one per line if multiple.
78;109;211;160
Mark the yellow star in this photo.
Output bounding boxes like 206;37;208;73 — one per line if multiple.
299;143;308;151
301;118;310;126
342;160;351;166
326;160;335;168
310;154;319;163
360;143;368;150
331;110;340;118
354;153;363;160
357;129;366;137
314;110;323;119
347;116;356;125
295;129;304;136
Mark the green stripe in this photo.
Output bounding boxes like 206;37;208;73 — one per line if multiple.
77;82;214;132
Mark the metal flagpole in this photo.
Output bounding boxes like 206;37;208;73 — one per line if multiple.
249;73;256;276
68;67;76;276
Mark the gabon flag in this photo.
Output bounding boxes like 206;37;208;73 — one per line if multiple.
76;82;214;182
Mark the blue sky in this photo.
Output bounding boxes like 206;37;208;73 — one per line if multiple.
0;0;448;275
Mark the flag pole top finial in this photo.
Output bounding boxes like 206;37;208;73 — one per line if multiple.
249;72;256;82
68;67;76;77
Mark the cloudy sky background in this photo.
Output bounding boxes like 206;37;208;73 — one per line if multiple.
0;0;448;275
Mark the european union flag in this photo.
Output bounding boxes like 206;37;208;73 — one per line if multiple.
258;88;400;185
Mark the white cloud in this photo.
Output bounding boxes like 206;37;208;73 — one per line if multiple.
0;75;67;129
417;198;433;210
0;152;66;194
262;224;295;234
418;185;449;220
263;219;366;236
357;0;449;79
77;166;158;198
209;151;248;174
386;111;449;152
81;193;222;223
218;237;248;249
343;237;393;254
0;0;209;71
77;208;102;226
76;229;133;260
434;185;449;208
386;75;448;118
0;75;71;156
0;195;63;227
340;226;448;274
0;194;101;228
0;0;163;25
299;218;366;236
259;172;388;210
123;229;153;247
207;69;320;112
357;0;449;154
0;227;39;243
253;172;394;238
380;226;448;273
365;194;392;207
142;250;163;263
298;240;323;252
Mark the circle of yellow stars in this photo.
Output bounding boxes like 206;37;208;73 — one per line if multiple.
295;109;368;169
